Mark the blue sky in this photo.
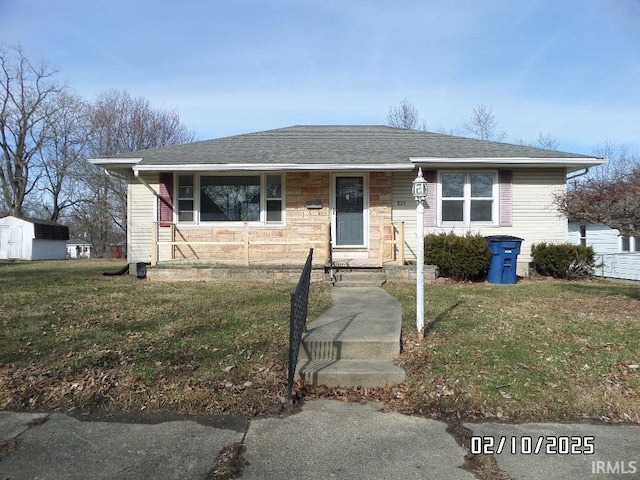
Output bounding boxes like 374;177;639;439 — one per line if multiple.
1;0;639;155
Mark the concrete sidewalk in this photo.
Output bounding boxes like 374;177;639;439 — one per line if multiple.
2;400;640;479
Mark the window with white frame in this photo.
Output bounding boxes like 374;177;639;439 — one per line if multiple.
176;173;284;224
439;172;497;225
265;174;283;222
177;175;195;222
620;236;639;253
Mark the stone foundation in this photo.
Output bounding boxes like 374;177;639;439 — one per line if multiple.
147;264;327;283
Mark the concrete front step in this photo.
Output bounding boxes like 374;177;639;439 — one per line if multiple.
298;334;400;361
297;287;405;388
331;270;387;287
297;359;406;388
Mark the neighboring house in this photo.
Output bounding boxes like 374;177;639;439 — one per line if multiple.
568;223;640;281
0;216;69;260
90;125;604;276
66;236;92;259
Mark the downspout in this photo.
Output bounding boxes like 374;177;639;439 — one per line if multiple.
565;168;591;253
133;169;161;198
567;168;590;181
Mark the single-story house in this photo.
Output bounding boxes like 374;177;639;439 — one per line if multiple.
89;125;605;276
66;236;93;259
0;216;70;260
568;223;640;281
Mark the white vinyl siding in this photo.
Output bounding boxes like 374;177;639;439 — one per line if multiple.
568;223;640;281
391;168;567;274
509;168;567;264
391;170;420;261
128;172;157;264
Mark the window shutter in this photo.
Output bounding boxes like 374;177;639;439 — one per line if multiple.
423;170;437;227
498;170;513;227
158;172;174;226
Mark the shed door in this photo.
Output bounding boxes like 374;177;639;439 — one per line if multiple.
335;176;364;246
0;225;22;259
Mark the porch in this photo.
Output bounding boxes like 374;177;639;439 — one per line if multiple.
145;220;438;283
150;220;407;268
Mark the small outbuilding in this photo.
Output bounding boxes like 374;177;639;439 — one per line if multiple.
0;216;70;260
66;236;92;259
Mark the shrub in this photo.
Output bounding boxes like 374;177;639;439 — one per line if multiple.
424;231;492;282
530;242;596;279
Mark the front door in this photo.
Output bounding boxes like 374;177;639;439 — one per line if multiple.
335;176;365;246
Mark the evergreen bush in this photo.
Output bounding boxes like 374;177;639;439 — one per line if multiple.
424;231;492;282
530;242;595;279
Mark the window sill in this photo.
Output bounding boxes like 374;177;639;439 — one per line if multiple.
438;223;499;228
176;222;286;229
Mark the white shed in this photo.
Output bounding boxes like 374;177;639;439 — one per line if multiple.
66;236;92;258
0;216;70;260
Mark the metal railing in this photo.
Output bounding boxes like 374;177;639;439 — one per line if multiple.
286;248;314;404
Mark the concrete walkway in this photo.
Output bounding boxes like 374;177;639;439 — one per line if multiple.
2;401;640;479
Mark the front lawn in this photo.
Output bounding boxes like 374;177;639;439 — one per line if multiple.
385;279;640;423
0;260;331;416
1;260;639;423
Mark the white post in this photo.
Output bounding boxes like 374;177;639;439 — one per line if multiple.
412;167;428;335
416;200;425;333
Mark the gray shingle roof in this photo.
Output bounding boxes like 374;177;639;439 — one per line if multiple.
110;125;596;167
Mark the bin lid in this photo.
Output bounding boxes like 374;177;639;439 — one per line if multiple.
485;235;524;242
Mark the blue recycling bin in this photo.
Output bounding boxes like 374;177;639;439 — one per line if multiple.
486;236;523;284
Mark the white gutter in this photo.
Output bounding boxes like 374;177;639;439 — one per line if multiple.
409;156;605;167
88;157;143;167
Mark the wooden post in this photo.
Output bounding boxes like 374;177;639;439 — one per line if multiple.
398;221;405;266
379;224;385;267
151;221;158;266
325;222;331;267
170;223;175;260
243;222;250;266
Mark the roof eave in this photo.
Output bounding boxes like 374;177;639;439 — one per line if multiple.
89;158;142;174
133;163;415;172
410;156;607;173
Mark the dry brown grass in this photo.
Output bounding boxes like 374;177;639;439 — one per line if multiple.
2;260;639;425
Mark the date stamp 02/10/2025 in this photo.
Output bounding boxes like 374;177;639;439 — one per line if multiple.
470;435;638;475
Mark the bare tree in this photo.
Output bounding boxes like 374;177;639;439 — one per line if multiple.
72;161;125;256
0;45;64;217
387;98;426;130
464;105;506;141
88;90;195;155
515;132;560;150
75;90;196;255
535;132;560;150
38;92;91;222
556;145;640;236
588;141;636;181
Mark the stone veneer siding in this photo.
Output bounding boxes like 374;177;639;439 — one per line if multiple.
160;171;395;266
